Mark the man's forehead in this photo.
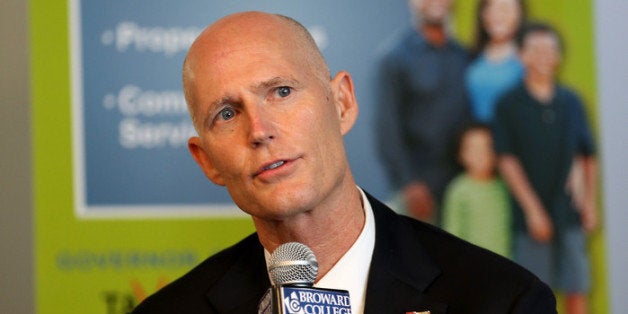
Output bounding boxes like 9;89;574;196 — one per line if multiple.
524;32;559;45
193;40;305;86
193;47;307;101
189;19;300;70
189;29;313;86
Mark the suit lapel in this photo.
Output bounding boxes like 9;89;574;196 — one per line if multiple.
205;235;271;313
365;194;448;314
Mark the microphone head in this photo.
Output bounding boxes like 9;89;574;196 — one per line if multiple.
268;242;318;286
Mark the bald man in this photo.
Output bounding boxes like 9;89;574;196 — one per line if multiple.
132;12;556;314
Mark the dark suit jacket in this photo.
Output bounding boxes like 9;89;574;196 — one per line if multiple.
133;192;556;313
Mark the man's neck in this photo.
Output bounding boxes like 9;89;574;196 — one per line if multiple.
420;23;447;47
254;181;365;281
525;75;555;104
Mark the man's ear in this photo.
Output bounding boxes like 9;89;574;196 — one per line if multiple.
330;71;359;136
188;136;226;186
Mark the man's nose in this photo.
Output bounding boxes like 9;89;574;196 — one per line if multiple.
247;105;276;148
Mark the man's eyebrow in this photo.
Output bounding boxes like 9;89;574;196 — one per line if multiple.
252;76;301;91
209;95;235;110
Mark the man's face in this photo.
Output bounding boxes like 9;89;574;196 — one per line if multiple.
186;18;356;220
520;32;562;79
410;0;453;25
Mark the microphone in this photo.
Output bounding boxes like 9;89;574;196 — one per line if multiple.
269;242;318;287
258;242;353;314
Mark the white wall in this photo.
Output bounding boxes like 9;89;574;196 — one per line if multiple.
595;1;628;313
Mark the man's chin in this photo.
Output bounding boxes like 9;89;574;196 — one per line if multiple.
242;197;312;220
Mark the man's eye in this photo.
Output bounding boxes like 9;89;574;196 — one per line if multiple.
218;107;235;121
276;86;291;98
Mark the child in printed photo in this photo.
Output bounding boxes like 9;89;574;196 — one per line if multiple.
442;123;511;257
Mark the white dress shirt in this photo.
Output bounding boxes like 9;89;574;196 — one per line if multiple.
265;187;376;314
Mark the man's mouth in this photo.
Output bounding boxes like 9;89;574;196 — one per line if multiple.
254;159;289;177
264;160;285;171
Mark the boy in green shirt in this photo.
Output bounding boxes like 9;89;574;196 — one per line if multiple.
442;123;511;257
